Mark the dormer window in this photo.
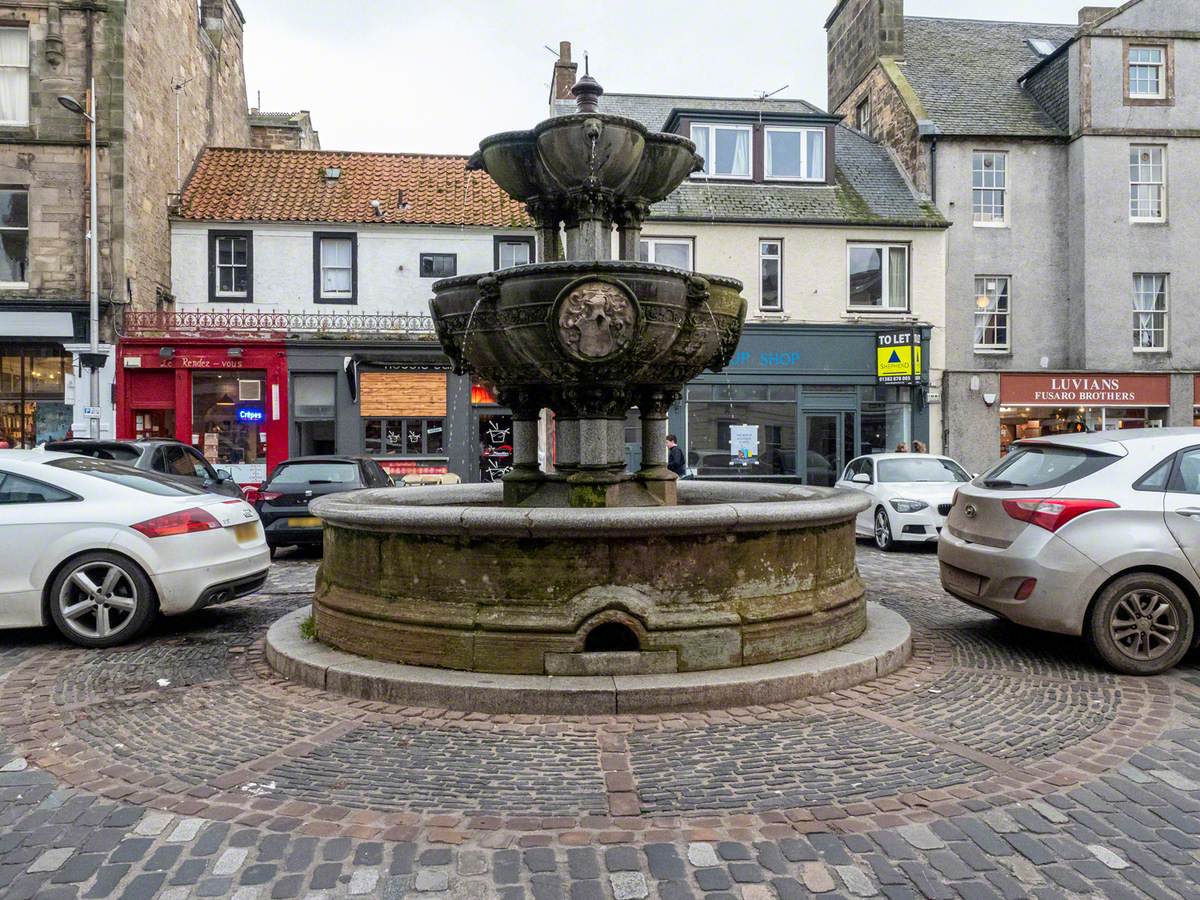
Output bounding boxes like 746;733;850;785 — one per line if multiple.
690;123;751;179
765;127;825;182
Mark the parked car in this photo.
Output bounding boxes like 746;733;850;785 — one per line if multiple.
247;455;392;555
44;439;243;498
939;428;1200;675
0;450;269;648
837;453;971;550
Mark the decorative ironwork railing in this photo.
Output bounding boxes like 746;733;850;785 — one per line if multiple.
121;310;436;338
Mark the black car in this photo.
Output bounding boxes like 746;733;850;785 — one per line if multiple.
248;455;391;555
43;439;243;498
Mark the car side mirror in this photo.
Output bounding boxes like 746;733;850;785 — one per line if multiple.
851;473;871;485
216;468;232;482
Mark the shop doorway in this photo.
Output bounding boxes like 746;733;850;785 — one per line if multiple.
476;409;513;483
133;409;175;440
804;412;855;486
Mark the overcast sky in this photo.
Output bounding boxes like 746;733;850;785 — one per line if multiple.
240;0;1087;154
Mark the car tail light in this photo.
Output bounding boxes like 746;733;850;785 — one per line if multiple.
1015;578;1038;600
1002;498;1118;532
244;489;280;504
131;507;221;538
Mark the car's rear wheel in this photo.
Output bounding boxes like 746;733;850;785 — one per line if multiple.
874;508;894;551
48;552;156;648
1088;573;1194;675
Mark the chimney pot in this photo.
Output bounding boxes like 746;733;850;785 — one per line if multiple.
559;41;571;61
1078;5;1115;24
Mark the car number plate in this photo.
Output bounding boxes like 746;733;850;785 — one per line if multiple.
287;517;321;527
234;522;259;542
942;564;982;597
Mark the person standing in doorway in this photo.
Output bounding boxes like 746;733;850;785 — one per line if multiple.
894;442;908;453
667;434;686;477
913;440;927;454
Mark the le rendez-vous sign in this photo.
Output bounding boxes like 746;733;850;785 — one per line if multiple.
1000;373;1170;407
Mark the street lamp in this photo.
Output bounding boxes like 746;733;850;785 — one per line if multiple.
58;80;102;439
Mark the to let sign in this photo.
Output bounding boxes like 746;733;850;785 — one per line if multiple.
876;331;921;384
1000;373;1171;407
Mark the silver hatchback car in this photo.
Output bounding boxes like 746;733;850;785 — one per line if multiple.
939;428;1200;675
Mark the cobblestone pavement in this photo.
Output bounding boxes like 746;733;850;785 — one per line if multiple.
1;542;1199;899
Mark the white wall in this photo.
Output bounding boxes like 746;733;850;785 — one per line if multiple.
171;222;533;316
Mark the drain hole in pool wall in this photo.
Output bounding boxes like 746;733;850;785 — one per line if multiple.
584;622;640;652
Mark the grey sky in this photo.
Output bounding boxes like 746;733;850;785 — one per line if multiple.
240;0;1087;154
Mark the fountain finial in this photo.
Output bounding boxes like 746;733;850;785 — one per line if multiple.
571;68;604;115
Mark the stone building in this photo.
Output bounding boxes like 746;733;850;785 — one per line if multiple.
0;0;249;446
827;0;1200;473
547;43;949;484
249;108;320;150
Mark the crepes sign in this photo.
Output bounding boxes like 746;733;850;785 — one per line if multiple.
1000;373;1170;407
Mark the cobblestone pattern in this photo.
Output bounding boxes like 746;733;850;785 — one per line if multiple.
0;543;1195;899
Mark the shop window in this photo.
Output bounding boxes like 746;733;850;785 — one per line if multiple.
686;394;797;478
972;151;1007;225
1133;274;1168;351
0;186;28;285
0;345;68;447
847;243;908;310
191;371;267;480
690;123;751;179
363;418;445;455
973;276;1010;352
494;237;533;269
1129;146;1165;222
479;412;512;482
764;127;825;181
314;232;356;303
0;28;29;126
419;252;457;278
208;230;252;302
858;385;912;455
638;237;693;270
759;240;782;311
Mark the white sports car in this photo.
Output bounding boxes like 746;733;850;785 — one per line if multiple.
0;450;270;647
836;452;971;550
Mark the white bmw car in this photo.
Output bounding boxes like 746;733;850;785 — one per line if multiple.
836;453;972;550
0;450;270;647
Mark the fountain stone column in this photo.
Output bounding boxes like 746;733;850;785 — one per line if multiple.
499;388;547;506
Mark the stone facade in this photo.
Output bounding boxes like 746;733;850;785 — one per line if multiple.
833;63;928;195
249;109;320;150
825;0;903;112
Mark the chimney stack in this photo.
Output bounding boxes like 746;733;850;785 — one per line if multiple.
1078;6;1114;25
550;41;578;104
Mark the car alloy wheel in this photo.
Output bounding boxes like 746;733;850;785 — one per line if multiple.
57;560;141;641
1108;588;1179;662
874;508;894;551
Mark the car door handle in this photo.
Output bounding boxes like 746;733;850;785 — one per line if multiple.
1175;508;1200;518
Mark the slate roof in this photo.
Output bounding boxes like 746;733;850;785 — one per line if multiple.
557;92;944;227
897;16;1078;137
176;148;531;227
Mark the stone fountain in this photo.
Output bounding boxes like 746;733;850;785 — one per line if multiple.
292;72;894;700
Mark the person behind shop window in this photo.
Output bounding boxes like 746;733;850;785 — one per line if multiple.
667;434;686;477
913;440;927;454
894;442;908;453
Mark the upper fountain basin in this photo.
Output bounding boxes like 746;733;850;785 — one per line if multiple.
470;117;702;208
430;260;746;392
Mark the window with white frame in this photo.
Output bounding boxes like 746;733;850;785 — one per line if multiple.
211;232;250;300
764;127;825;181
690;123;751;179
759;240;782;311
497;240;530;269
315;234;355;302
1128;45;1165;99
847;244;908;310
638;237;693;270
0;27;28;127
1129;145;1165;221
1133;274;1168;350
856;97;872;136
973;276;1010;351
972;151;1007;225
0;187;27;285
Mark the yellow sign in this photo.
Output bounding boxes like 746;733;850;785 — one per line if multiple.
878;343;921;381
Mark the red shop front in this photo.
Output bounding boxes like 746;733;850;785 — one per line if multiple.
116;338;288;486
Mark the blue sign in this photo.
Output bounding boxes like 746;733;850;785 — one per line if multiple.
237;406;265;423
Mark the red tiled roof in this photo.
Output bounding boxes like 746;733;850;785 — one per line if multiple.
176;147;531;228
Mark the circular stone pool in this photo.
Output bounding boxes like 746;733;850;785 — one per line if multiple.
309;482;870;676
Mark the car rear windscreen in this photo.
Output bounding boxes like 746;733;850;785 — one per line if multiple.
45;443;140;463
877;458;970;483
980;444;1118;490
269;462;360;486
47;457;204;496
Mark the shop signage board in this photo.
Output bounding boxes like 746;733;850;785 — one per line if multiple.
1001;374;1170;407
876;331;921;384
